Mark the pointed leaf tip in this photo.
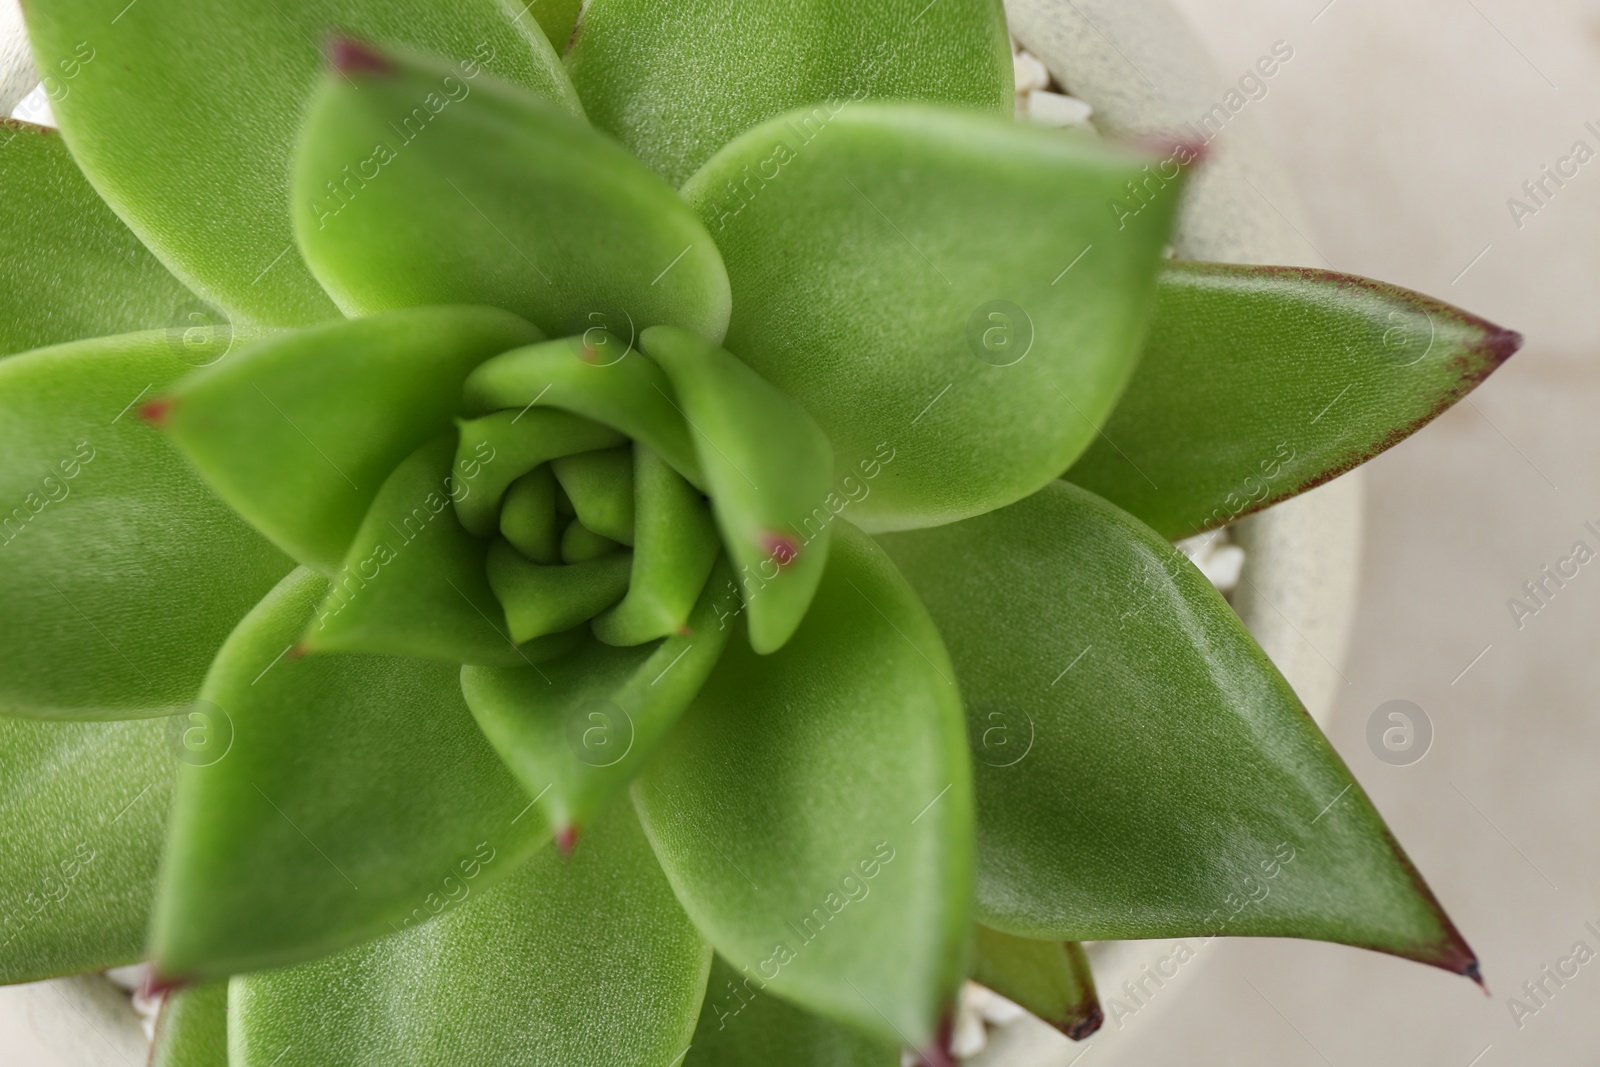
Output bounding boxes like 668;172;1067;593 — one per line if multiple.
139;397;174;427
144;971;192;999
326;37;394;77
555;825;581;857
917;1015;956;1067
1066;1004;1105;1041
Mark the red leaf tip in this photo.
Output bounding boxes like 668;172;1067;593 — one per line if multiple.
914;1013;956;1067
143;971;191;999
554;825;580;857
327;36;394;76
1486;326;1524;368
759;531;800;567
138;397;173;427
1062;1002;1105;1041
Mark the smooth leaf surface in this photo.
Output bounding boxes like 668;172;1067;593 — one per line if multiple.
0;333;291;719
231;804;709;1067
304;436;527;666
163;306;541;571
686;954;899;1067
464;335;707;488
0;120;195;355
593;445;722;646
0;717;172;982
293;47;730;342
1066;262;1523;539
152;568;549;982
682;105;1182;533
150;983;227;1067
635;522;972;1046
972;928;1101;1041
567;0;1013;186
486;540;633;643
642;326;833;654
25;0;574;325
878;482;1478;977
453;408;626;537
463;560;733;838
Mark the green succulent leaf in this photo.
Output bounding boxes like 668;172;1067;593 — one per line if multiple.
0;717;172;982
462;558;734;841
635;521;971;1048
525;0;583;49
464;335;708;488
0;120;196;356
292;45;731;342
152;567;550;983
566;0;1013;187
150;983;228;1067
682;104;1183;533
641;326;834;655
231;803;709;1067
1065;262;1523;539
303;435;532;667
878;482;1478;977
972;928;1101;1041
686;954;900;1067
592;445;722;646
162;306;542;571
452;408;628;537
0;334;291;720
24;0;574;325
487;540;634;643
552;447;636;544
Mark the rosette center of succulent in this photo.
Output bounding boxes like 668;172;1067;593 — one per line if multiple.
154;309;836;669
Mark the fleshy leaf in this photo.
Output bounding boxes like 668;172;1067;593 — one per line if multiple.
452;409;627;536
552;447;635;544
526;0;583;49
593;445;722;647
162;306;542;571
566;0;1013;186
292;45;731;342
0;717;172;982
304;436;535;667
687;954;900;1067
462;559;734;839
878;482;1478;977
152;567;549;982
682;104;1184;533
464;334;707;488
972;929;1102;1041
641;326;833;654
150;983;227;1067
231;804;709;1067
1065;262;1523;539
500;466;562;563
486;540;633;643
0;120;196;355
24;0;575;325
0;333;291;720
635;522;971;1047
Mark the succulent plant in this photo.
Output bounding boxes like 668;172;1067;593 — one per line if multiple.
0;2;1517;1064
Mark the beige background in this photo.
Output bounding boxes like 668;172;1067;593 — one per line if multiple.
1083;0;1600;1064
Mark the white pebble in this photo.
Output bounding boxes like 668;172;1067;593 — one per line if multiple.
1024;89;1094;129
1013;48;1051;94
10;82;56;126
